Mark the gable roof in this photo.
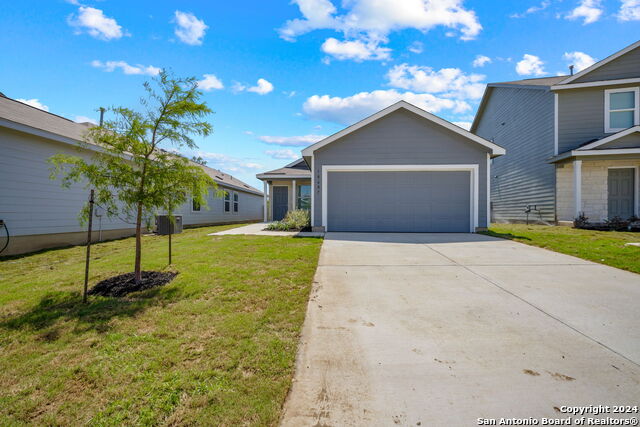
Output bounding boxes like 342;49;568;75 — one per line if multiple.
490;76;567;87
283;158;307;168
576;126;640;150
199;165;262;195
0;93;94;144
0;94;262;195
256;165;311;180
557;39;640;85
301;101;505;158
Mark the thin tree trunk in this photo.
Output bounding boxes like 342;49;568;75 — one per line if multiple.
134;201;143;284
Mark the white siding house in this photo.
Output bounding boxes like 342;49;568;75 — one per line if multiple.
0;95;262;256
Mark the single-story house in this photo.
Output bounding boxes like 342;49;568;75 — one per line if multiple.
257;101;505;232
0;94;263;256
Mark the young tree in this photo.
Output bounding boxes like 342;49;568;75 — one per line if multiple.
50;71;216;284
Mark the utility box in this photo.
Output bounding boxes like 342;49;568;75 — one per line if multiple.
156;215;183;235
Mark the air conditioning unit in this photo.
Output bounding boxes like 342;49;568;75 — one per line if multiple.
156;215;183;235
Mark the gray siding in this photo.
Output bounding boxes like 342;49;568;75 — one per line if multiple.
474;86;556;223
0;127;135;237
596;132;640;149
0;127;262;239
312;109;490;228
557;84;639;153
574;46;640;83
174;186;263;226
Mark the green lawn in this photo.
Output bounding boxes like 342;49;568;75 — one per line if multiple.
483;224;640;274
0;225;322;426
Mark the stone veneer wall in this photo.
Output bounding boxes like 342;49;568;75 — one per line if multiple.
556;159;640;222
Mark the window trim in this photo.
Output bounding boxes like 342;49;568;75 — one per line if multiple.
191;197;201;213
224;190;231;214
604;87;639;133
296;184;311;210
232;191;239;214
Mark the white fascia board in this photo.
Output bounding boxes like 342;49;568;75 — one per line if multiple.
554;93;559;155
577;126;640;150
255;174;311;180
573;148;640;156
557;40;640;85
301;101;506;157
548;147;640;163
0;118;98;152
551;77;640;91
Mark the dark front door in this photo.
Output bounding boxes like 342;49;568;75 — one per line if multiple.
608;168;635;219
272;186;289;221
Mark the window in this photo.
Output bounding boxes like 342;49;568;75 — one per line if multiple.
233;192;239;213
224;191;230;213
605;88;639;133
297;184;311;210
192;198;201;212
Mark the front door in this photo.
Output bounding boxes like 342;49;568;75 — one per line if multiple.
272;186;289;221
608;168;635;219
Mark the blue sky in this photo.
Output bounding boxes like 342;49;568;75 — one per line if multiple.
1;0;638;188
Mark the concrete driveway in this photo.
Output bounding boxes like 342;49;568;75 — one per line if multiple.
281;233;640;426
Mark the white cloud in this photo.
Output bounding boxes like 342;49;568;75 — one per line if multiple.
472;55;491;68
453;121;472;130
197;74;224;91
510;1;550;18
515;54;546;76
279;0;481;62
566;0;603;24
618;0;640;20
91;60;161;76
173;11;208;45
563;51;596;72
236;78;274;95
258;134;327;147
386;63;486;100
280;0;481;41
67;6;127;40
196;151;263;172
264;149;301;160
16;98;49;111
303;89;470;125
408;41;424;54
75;115;98;125
249;79;274;95
321;37;391;61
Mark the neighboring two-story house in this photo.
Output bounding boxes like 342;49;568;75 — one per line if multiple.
473;39;640;224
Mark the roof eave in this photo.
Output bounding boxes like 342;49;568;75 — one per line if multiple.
557;39;640;85
549;148;640;163
303;100;505;157
256;174;311;180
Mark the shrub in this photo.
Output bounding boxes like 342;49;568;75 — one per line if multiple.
266;209;311;231
604;216;629;231
573;213;589;229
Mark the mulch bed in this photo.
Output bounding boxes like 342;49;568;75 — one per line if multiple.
88;271;178;297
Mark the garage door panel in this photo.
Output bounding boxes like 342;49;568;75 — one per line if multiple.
327;171;470;232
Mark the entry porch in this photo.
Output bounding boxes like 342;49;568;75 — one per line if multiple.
256;159;312;222
555;158;640;223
